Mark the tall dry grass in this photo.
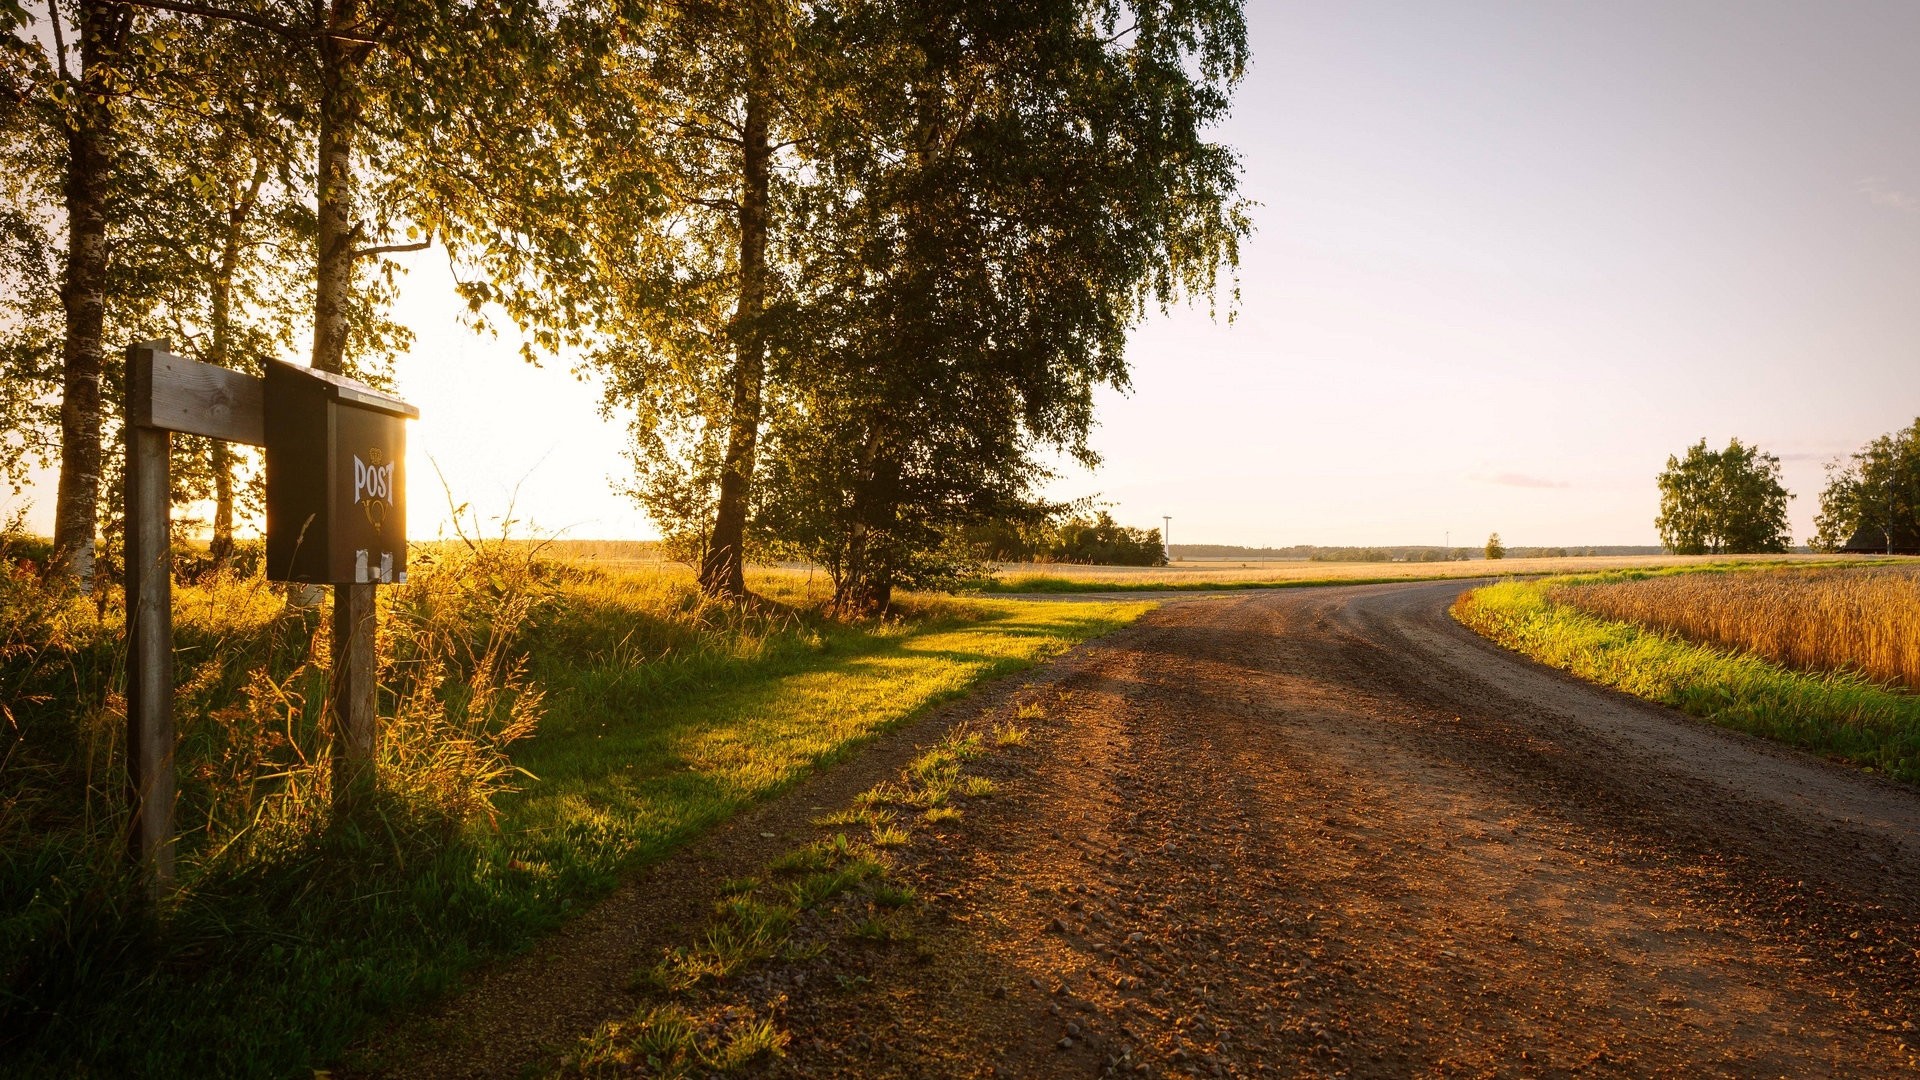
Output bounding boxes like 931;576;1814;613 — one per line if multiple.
1551;565;1920;689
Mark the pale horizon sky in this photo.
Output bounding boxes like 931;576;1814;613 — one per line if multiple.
12;0;1920;549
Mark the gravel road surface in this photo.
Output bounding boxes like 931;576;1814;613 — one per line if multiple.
367;581;1920;1078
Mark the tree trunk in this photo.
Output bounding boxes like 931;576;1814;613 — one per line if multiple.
207;158;266;565
208;441;235;563
834;427;898;616
829;67;944;617
50;1;124;591
697;59;772;600
311;0;381;805
313;0;364;376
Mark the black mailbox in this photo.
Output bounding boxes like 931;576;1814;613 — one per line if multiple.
264;361;418;585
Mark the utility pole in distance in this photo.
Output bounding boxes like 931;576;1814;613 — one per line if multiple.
1163;516;1172;562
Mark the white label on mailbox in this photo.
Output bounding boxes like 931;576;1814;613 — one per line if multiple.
355;549;368;583
354;454;395;506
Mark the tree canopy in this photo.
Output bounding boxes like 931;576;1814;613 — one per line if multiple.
4;0;1248;610
1810;417;1920;552
1654;438;1792;555
4;0;653;585
745;0;1248;611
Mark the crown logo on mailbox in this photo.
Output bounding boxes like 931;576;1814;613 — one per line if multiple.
353;447;395;530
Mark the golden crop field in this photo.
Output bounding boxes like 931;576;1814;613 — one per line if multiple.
1551;564;1920;689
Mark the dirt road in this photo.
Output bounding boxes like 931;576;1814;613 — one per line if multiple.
369;581;1920;1077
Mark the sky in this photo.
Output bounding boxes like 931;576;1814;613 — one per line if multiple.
14;0;1920;548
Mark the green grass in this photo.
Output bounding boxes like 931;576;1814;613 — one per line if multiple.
568;705;1012;1075
565;1003;788;1077
1453;578;1920;784
0;557;1148;1078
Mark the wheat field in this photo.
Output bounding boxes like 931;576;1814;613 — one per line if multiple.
1551;565;1920;689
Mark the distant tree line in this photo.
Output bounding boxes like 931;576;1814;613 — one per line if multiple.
1311;547;1469;563
963;511;1166;567
2;0;1250;613
1654;419;1920;555
1164;544;1650;562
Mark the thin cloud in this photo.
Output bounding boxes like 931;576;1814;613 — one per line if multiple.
1485;472;1572;489
1858;176;1920;215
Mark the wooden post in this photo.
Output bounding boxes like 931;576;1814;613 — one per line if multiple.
121;339;410;857
330;583;378;801
124;342;176;899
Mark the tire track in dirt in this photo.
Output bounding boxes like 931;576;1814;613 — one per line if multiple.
362;581;1920;1077
766;582;1920;1077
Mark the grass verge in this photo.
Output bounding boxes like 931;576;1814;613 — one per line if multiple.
0;554;1148;1078
1453;577;1920;784
561;705;1025;1077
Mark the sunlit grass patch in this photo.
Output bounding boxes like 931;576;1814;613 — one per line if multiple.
1454;575;1920;784
770;838;840;877
1;548;1149;1077
562;1003;787;1077
852;780;913;809
814;803;892;831
573;682;1041;1077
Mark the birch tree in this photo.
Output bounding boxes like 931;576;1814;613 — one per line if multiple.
760;0;1250;612
582;0;801;599
7;0;146;588
7;0;631;583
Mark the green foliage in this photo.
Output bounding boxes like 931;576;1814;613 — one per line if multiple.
1654;437;1792;555
1810;417;1920;552
964;509;1167;566
1484;532;1505;560
4;0;632;566
753;0;1248;612
0;98;60;492
560;0;800;584
0;4;417;530
1048;513;1169;566
0;552;1145;1076
1454;577;1920;784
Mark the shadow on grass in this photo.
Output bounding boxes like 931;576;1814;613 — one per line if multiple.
0;593;1142;1078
